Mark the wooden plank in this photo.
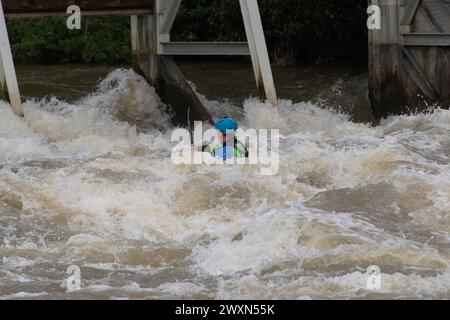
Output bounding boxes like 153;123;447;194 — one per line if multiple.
421;0;450;33
130;15;138;67
0;52;7;101
386;0;400;44
400;47;438;98
6;9;152;18
148;14;158;83
401;0;421;25
156;56;214;126
401;33;450;45
3;0;154;18
159;42;250;55
131;14;158;84
0;0;23;116
368;0;404;120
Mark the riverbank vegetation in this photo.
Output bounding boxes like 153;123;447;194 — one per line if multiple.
7;0;367;65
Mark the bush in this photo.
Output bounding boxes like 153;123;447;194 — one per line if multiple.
8;16;131;64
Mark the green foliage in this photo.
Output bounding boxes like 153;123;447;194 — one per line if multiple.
7;0;367;65
172;0;368;63
173;0;245;42
8;16;131;64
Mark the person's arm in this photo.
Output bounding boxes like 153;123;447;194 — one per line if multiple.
193;143;213;154
235;140;249;158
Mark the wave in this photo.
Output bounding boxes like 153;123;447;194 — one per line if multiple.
0;69;448;299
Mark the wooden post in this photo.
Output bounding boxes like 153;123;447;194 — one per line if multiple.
239;0;263;98
368;0;403;120
131;15;138;69
131;9;213;126
0;0;23;117
157;0;182;43
155;56;214;126
131;14;158;85
0;51;7;101
239;0;277;106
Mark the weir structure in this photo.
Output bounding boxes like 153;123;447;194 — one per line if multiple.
369;0;450;120
0;0;277;124
1;1;449;122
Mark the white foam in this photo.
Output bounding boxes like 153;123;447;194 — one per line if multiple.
1;68;449;299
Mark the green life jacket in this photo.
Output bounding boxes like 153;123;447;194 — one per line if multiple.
210;139;248;158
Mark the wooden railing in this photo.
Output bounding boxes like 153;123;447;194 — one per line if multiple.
3;0;154;18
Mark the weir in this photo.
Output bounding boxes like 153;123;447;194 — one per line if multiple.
369;0;450;120
0;0;277;123
1;1;448;122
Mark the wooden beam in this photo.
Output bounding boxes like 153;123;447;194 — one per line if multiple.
131;14;158;85
0;0;23;117
159;42;250;55
368;0;403;120
156;56;214;126
401;0;421;25
3;0;154;18
422;0;450;33
240;0;263;98
239;0;277;106
157;0;182;42
401;33;450;46
6;9;152;19
400;47;438;98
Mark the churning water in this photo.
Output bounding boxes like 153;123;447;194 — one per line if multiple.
0;67;449;299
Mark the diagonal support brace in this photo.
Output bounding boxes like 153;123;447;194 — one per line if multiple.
0;0;23;117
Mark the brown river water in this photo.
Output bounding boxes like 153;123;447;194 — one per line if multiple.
0;62;449;299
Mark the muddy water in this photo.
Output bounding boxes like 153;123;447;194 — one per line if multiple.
0;63;449;299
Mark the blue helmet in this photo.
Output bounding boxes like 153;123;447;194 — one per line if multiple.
215;117;238;133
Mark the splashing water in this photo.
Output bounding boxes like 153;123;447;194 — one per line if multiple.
0;68;449;300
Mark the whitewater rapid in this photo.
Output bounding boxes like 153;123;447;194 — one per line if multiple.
0;69;449;299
